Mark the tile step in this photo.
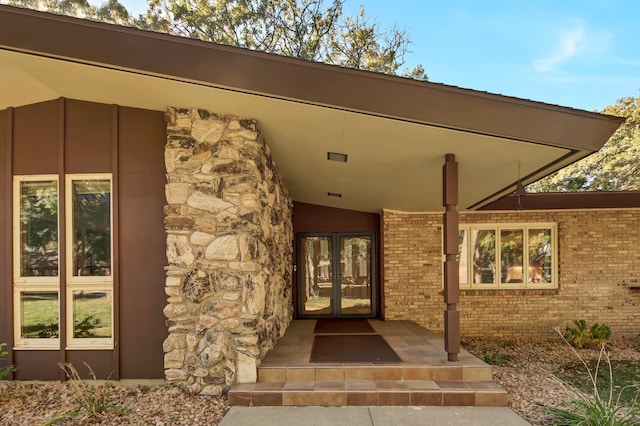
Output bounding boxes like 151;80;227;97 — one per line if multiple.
257;365;493;383
228;380;508;407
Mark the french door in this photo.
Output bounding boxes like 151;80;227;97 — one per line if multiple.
297;232;377;318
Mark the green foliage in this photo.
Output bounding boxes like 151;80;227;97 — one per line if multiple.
2;0;427;79
482;349;510;366
548;329;640;425
529;94;640;192
559;360;640;410
565;320;611;349
4;0;132;24
0;343;16;380
44;362;127;425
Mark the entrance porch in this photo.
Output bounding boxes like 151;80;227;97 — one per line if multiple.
228;320;507;407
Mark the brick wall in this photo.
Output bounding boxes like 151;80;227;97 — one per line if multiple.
382;209;640;338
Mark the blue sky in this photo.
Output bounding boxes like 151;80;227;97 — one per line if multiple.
118;0;640;112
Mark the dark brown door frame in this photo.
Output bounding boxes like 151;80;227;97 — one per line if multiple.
296;231;377;319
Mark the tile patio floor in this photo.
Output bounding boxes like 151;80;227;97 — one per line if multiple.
228;319;508;407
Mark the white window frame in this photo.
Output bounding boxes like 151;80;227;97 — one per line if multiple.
13;175;60;285
65;174;113;349
13;175;61;349
65;286;114;349
13;287;61;349
457;223;557;290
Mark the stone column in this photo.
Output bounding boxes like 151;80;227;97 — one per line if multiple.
442;153;460;362
163;107;293;394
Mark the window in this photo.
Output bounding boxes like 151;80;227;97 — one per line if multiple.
13;174;113;349
13;176;60;348
65;175;113;349
457;223;556;289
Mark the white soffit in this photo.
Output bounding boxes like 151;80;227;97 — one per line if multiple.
1;49;571;212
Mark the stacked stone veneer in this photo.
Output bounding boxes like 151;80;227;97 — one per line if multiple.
383;209;640;338
163;107;293;394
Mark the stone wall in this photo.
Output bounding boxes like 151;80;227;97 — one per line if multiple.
163;107;293;394
382;209;640;338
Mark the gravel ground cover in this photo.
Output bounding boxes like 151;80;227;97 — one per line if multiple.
0;382;229;425
462;335;640;425
1;336;638;425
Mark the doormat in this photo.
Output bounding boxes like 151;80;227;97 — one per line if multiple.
314;319;374;334
310;334;401;363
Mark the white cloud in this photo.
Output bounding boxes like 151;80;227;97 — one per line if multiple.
533;23;586;72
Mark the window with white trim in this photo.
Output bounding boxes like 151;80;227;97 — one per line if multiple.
457;223;557;289
65;175;113;349
13;174;113;349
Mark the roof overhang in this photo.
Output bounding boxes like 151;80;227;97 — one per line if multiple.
0;5;625;212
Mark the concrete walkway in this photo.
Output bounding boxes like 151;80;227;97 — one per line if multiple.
220;406;531;425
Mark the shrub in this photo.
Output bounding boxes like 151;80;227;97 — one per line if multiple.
482;349;510;366
0;343;16;380
44;362;127;425
565;320;611;349
548;328;640;425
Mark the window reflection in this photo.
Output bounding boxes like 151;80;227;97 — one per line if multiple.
458;230;468;285
20;292;59;339
72;291;112;338
471;229;495;284
528;229;552;283
340;236;372;315
301;237;333;315
501;229;524;283
71;179;111;277
19;180;58;277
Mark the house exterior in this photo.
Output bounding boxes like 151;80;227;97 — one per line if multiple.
1;5;636;395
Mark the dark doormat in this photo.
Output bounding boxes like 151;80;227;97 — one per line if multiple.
313;319;374;334
310;334;401;363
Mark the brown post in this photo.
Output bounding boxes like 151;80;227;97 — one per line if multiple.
443;153;460;362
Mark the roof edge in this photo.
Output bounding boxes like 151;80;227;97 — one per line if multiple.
0;4;624;152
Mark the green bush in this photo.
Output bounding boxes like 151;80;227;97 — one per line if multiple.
565;320;611;349
0;342;16;380
548;328;640;425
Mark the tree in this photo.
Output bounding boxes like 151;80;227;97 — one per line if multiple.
3;0;427;79
5;0;131;23
528;94;640;192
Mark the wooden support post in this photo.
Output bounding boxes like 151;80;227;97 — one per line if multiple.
443;153;460;362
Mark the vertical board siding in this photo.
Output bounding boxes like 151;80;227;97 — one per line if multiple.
1;99;166;379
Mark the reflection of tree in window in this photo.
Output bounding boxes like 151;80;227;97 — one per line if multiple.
72;291;112;338
472;230;495;284
458;230;468;285
72;180;111;276
341;237;371;286
528;228;552;283
19;181;58;277
501;229;523;283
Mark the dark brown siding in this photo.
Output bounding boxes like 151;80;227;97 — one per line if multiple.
65;100;112;173
13;351;59;380
12;100;58;175
118;107;166;379
0;108;13;377
292;202;381;318
482;191;640;210
0;98;166;380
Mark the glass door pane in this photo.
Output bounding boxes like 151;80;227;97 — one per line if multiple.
340;236;372;316
300;236;333;316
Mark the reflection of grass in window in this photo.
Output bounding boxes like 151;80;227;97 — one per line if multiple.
73;292;112;338
305;297;370;311
20;293;59;338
